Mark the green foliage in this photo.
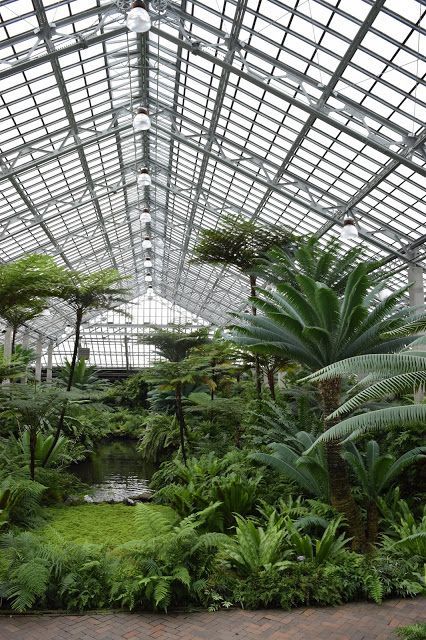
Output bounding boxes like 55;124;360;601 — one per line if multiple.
397;624;426;640
139;324;210;362
58;359;108;391
286;518;349;564
192;214;293;274
138;413;180;464
0;477;45;527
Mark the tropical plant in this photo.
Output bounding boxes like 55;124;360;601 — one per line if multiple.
44;268;130;465
193;214;293;397
0;477;46;527
220;512;291;576
396;623;426;640
229;258;426;547
252;432;330;501
286;517;349;564
57;358;107;391
139;324;210;362
303;350;426;443
143;353;214;464
343;440;426;545
138;413;180;464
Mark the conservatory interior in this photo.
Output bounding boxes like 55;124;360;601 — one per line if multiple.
0;0;425;637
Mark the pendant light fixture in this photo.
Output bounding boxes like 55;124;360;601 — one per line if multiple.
145;273;153;283
340;216;359;241
147;285;154;297
133;107;151;131
138;168;151;187
142;236;152;249
144;257;153;269
139;208;152;223
127;0;151;33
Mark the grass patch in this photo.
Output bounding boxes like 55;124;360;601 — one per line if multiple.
396;624;426;640
39;503;175;547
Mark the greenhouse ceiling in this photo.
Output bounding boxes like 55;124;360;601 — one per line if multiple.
1;0;426;366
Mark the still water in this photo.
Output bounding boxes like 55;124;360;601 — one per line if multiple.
71;439;153;503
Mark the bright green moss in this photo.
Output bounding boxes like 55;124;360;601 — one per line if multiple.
39;503;175;547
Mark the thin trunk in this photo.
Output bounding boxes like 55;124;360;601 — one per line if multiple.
319;378;366;550
175;382;187;465
30;426;36;481
11;325;18;355
249;274;262;399
43;307;83;467
267;368;276;400
366;500;379;547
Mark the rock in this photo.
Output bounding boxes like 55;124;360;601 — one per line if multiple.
133;490;153;502
125;498;136;506
64;495;83;506
83;494;94;503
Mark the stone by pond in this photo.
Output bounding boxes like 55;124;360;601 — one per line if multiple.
71;439;154;503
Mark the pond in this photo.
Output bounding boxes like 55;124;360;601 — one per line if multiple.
71;439;154;503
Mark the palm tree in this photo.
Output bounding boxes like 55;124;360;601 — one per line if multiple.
229;261;426;547
57;358;107;391
192;214;293;397
43;268;130;466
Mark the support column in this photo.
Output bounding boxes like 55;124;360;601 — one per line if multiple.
408;262;425;402
21;329;29;384
46;340;54;384
2;325;13;385
35;336;43;383
277;371;286;390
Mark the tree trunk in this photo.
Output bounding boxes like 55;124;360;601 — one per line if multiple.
11;325;18;355
366;500;379;547
319;378;366;550
249;275;262;399
175;382;187;465
43;307;83;467
29;426;36;481
267;368;276;400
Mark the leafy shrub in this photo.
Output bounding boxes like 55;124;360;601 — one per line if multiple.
397;624;426;640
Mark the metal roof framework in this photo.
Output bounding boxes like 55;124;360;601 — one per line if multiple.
1;0;426;366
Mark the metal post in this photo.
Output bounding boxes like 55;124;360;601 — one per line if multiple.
408;261;425;402
35;336;43;383
2;325;13;385
21;329;30;384
46;340;54;383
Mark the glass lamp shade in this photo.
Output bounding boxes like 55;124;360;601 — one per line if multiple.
142;237;152;250
138;172;152;187
127;4;151;33
139;209;152;223
145;273;153;283
144;258;153;268
340;218;359;240
133;110;151;131
147;285;154;297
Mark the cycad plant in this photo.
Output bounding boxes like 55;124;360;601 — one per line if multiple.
229;256;426;547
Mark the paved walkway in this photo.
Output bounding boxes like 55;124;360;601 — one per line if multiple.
0;599;425;640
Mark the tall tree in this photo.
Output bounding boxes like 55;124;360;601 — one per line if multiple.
192;214;293;397
229;260;426;548
43;269;130;465
139;324;210;362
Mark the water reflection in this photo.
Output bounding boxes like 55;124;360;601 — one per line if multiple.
71;440;153;502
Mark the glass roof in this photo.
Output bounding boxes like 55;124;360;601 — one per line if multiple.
1;0;426;367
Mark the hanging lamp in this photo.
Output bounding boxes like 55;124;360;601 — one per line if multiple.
144;257;153;268
138;168;152;187
142;236;152;249
127;0;151;33
133;107;151;131
139;208;152;223
145;273;153;283
340;216;359;241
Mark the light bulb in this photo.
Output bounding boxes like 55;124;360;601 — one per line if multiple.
147;285;154;297
142;237;152;250
127;1;151;33
145;273;153;283
144;258;153;268
139;208;152;223
133;107;151;131
138;169;151;187
340;217;359;241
